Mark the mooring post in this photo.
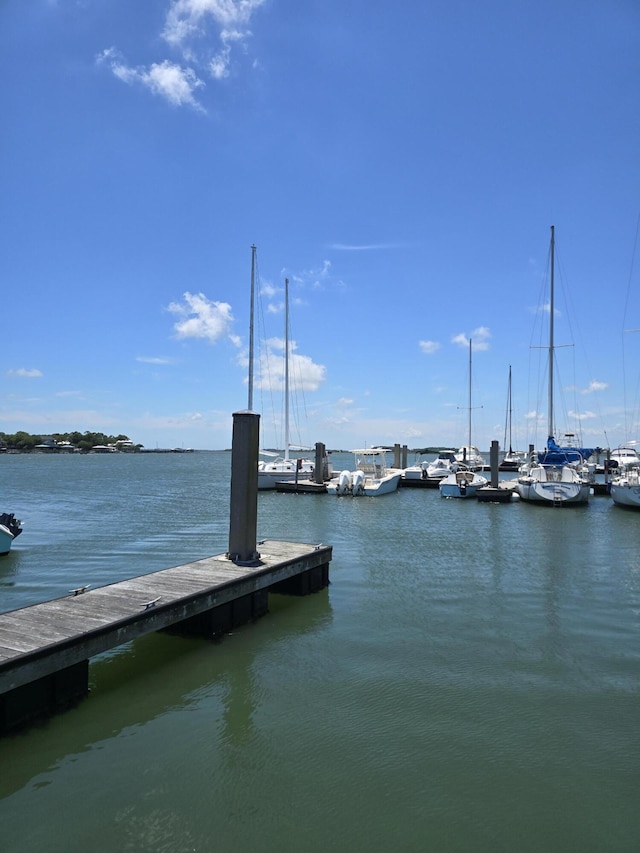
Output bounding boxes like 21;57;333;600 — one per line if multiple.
315;442;326;484
402;444;408;468
490;440;499;487
393;443;400;468
228;410;260;564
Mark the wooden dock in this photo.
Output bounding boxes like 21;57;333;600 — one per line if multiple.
0;539;331;734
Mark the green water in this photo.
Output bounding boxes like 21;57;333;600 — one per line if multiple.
1;452;639;851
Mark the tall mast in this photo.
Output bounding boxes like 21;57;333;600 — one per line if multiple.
284;278;290;461
468;338;472;448
248;244;256;411
503;365;513;454
548;225;555;439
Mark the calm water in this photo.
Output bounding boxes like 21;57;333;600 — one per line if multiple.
0;451;639;852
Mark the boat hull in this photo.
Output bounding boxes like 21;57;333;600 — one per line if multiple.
439;471;488;498
258;460;314;490
327;472;401;496
0;525;15;555
516;480;590;504
610;483;640;508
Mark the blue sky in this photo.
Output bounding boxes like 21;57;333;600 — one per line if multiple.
2;0;639;452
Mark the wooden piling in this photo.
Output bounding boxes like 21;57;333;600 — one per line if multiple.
228;410;260;564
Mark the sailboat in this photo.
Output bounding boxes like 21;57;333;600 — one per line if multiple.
255;272;315;490
499;366;525;471
440;339;488;498
516;226;597;505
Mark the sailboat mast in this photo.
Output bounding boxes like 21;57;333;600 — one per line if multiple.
468;338;472;448
503;365;513;454
548;225;555;439
284;278;290;462
248;244;256;411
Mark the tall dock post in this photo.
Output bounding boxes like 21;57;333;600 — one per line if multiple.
490;440;499;487
315;442;326;484
227;410;260;564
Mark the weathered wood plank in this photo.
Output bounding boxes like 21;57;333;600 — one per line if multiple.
0;541;332;697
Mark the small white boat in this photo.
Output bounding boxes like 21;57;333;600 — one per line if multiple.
439;469;488;498
0;512;22;555
454;445;486;471
327;448;401;496
258;453;315;490
401;458;430;482
610;464;640;509
608;443;640;471
426;452;459;479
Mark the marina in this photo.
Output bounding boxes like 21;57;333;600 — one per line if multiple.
0;448;639;851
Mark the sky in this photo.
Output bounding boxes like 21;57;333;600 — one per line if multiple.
2;0;640;453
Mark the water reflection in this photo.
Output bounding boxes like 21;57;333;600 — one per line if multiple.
0;588;332;798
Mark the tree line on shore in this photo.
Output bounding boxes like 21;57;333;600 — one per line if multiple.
0;431;141;452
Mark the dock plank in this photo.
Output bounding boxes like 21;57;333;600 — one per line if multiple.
0;541;332;697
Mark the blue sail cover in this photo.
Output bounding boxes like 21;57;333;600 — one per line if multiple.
538;436;598;465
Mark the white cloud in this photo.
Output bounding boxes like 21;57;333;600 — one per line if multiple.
167;292;237;344
6;368;43;378
163;0;266;48
255;338;326;393
568;410;597;421
98;1;266;109
419;340;440;354
582;380;608;394
328;242;408;251
103;52;205;110
451;326;491;351
136;356;176;365
209;46;231;79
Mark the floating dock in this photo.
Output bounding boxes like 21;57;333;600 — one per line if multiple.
0;540;332;734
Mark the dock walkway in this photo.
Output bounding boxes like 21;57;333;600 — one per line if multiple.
0;539;331;733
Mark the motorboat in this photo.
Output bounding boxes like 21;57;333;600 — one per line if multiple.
426;452;459;479
327;448;401;496
401;452;457;483
439;469;488;498
454;445;486;471
0;512;22;555
608;443;640;471
400;458;430;482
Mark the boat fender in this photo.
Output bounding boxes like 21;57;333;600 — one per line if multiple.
421;468;428;480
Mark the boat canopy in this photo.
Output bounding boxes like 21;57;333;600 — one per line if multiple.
537;436;598;465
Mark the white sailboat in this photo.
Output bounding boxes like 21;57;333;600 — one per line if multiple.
440;340;488;498
516;226;593;505
499;366;525;471
255;270;315;490
610;463;640;508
